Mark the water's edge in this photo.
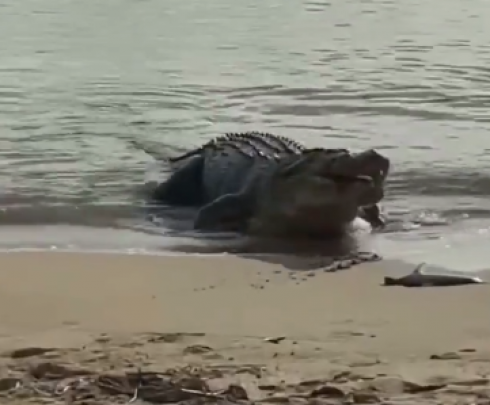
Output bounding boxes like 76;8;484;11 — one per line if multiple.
0;224;488;273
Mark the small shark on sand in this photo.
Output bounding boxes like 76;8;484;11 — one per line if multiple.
383;263;486;287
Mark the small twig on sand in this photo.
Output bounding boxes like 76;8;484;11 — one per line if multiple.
128;387;139;403
29;384;54;397
127;367;143;404
180;388;227;399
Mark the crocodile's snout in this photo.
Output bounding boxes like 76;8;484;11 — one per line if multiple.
319;148;390;184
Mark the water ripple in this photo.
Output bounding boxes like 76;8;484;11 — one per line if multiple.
0;0;489;234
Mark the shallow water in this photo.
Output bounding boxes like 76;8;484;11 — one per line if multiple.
1;0;490;271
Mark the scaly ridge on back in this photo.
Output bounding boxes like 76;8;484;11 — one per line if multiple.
169;131;306;163
222;132;306;157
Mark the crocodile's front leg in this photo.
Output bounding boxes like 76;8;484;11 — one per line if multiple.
151;156;205;206
194;193;253;231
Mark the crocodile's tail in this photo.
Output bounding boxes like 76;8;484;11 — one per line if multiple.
166;147;204;163
128;140;197;163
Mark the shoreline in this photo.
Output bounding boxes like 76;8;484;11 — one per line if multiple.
0;247;488;275
1;222;490;273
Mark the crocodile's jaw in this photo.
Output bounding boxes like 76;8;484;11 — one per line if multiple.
358;204;385;230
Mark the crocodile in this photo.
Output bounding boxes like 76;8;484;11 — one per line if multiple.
135;132;389;234
133;132;390;271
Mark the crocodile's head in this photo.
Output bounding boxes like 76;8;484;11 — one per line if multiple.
317;147;390;207
250;148;390;238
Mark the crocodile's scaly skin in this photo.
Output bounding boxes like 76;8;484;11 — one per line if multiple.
194;132;307;201
168;132;349;202
142;132;350;207
135;131;388;241
169;132;307;163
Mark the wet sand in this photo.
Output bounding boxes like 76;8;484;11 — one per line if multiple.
0;252;489;405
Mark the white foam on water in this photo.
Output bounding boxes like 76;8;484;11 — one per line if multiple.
0;219;489;273
349;216;372;234
371;217;490;272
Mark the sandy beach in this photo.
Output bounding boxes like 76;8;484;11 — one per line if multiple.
0;252;488;405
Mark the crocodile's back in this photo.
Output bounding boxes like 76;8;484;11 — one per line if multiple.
201;132;305;201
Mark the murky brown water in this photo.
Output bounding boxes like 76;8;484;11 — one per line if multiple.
1;0;490;270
